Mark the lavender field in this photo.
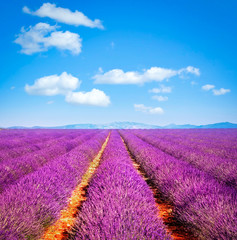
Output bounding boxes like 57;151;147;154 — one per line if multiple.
0;129;237;240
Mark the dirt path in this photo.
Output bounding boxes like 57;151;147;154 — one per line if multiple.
42;133;110;240
120;135;196;240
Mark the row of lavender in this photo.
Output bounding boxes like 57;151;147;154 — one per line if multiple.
0;129;74;150
0;130;87;161
0;130;99;193
71;131;170;239
1;129;236;239
120;130;237;239
132;129;237;188
140;129;237;159
0;130;109;239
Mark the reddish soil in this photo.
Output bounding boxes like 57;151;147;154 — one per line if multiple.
121;136;197;240
42;134;110;240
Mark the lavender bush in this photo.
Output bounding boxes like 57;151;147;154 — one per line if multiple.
120;130;237;239
0;129;69;150
1;129;236;239
0;131;108;239
134;129;237;160
0;130;98;193
72;130;170;240
133;129;237;188
0;130;80;162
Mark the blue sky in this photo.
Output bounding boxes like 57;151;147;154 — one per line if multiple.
0;0;236;127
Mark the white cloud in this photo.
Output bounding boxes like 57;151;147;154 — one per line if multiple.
25;72;80;96
65;88;110;107
94;69;142;84
202;84;215;91
25;72;110;107
149;107;164;114
23;3;104;29
144;67;177;81
213;88;230;96
149;85;172;93
93;66;199;85
134;104;164;114
202;85;230;96
184;66;200;76
44;31;82;54
152;95;168;101
15;23;56;54
14;22;82;55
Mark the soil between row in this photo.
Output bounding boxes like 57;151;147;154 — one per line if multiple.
42;131;196;240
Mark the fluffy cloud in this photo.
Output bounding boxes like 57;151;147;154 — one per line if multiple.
213;88;231;96
94;69;143;84
202;84;215;91
25;72;110;107
149;85;172;93
65;89;110;107
152;95;168;101
14;22;82;55
185;66;200;76
25;72;80;96
134;104;164;114
93;66;200;85
202;84;230;96
44;31;82;54
23;3;104;29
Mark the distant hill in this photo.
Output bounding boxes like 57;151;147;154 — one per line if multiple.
163;122;237;129
197;122;237;129
3;121;237;129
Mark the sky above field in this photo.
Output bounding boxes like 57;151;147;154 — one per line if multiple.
0;0;236;127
